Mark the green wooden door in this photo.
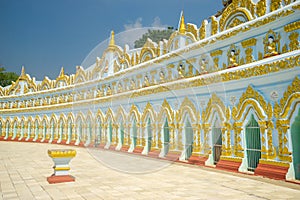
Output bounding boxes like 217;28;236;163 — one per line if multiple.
291;108;300;180
184;119;193;159
131;119;137;147
212;118;222;164
163;119;170;155
147;118;152;151
120;123;124;145
245;114;261;172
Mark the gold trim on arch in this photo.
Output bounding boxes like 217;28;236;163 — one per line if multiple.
176;97;197;123
157;99;174;124
141;102;156;124
232;86;267;121
204;93;226;123
128;104;140;122
104;108;115;124
115;106;127;122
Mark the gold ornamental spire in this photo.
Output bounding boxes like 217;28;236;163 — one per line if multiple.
179;11;186;34
109;30;115;46
59;67;65;77
19;66;26;81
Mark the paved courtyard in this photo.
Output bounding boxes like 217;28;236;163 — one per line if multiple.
0;141;300;200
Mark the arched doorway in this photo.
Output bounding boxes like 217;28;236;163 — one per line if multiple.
66;119;73;144
58;120;64;143
159;118;170;157
291;108;300;180
5;120;10;139
245;114;261;172
12;121;18;140
128;118;137;152
95;116;102;146
26;121;31;141
19;120;25;140
85;118;92;146
49;119;55;143
212;117;222;164
116;122;125;150
184;118;193;160
34;120;39;141
42;120;47;142
104;121;113;148
75;119;83;145
146;117;152;153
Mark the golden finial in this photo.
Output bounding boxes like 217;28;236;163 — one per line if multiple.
109;30;115;46
179;11;186;34
59;67;65;77
19;66;26;81
21;66;25;76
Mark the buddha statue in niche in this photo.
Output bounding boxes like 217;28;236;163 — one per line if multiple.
143;75;150;87
199;58;208;74
159;71;165;82
228;49;238;68
264;34;279;57
177;64;185;78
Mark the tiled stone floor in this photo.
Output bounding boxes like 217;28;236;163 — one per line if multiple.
0;141;300;200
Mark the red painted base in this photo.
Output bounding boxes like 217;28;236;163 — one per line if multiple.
47;175;75;184
216;160;242;172
165;152;180;161
148;150;160;158
255;163;289;180
188;156;207;166
93;143;104;149
120;146;129;152
109;145;117;151
133;147;143;154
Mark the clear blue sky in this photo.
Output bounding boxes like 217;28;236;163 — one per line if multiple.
0;0;223;80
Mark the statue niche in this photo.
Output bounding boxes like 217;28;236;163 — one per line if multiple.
227;45;239;68
264;30;280;58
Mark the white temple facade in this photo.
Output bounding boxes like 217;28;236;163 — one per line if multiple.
1;0;300;181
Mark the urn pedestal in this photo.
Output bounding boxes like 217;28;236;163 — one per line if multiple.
47;149;76;184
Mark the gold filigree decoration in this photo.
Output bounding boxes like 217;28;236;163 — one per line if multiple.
233;85;267;121
157;99;174;124
289;32;299;51
199;20;207;40
275;77;300;119
219;1;253;31
227;18;244;29
128;104;140;122
74;66;87;84
7;67;37;95
104;108;115;124
241;38;257;48
140;39;156;63
210;50;223;57
256;0;266;17
141;102;156;123
203;93;226;123
187;23;198;40
211;16;218;35
176;97;197;123
55;67;69;88
284;20;300;32
245;48;255;64
39;77;52;90
270;0;281;12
